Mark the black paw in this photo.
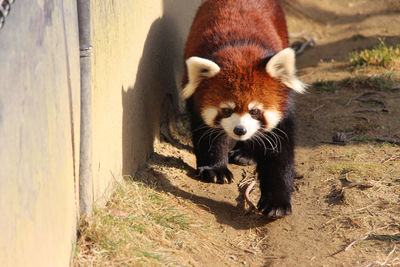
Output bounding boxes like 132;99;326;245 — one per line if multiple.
228;149;256;166
197;165;233;184
257;195;292;218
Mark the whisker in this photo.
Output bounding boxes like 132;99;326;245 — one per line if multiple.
251;134;262;149
266;134;278;152
196;125;225;149
209;130;225;151
258;131;278;153
251;137;256;150
274;127;288;140
269;132;279;147
197;127;215;147
269;131;282;152
254;132;267;153
193;124;213;132
208;128;222;143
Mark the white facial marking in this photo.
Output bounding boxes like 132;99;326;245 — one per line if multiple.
182;57;220;99
263;110;282;131
220;114;260;141
248;101;263;110
266;48;307;94
220;101;235;109
201;108;218;126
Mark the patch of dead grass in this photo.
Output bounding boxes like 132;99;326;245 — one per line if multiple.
74;177;202;266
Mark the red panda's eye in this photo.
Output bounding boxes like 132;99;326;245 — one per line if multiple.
221;108;233;118
249;109;260;117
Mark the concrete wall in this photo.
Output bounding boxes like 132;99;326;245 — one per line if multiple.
0;0;80;266
90;0;203;202
0;0;202;265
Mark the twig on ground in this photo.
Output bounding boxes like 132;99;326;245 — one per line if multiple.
345;235;369;252
252;235;268;250
239;179;257;211
331;224;399;257
227;241;258;255
331;235;369;256
381;245;397;266
244;180;257;210
381;155;400;164
345;92;384;106
311;104;325;113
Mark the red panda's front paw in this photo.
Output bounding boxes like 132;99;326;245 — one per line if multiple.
257;196;292;218
197;165;233;184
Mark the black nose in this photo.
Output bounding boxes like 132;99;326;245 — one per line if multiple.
233;126;247;136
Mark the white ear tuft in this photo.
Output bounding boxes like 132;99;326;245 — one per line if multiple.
266;48;306;93
181;57;220;99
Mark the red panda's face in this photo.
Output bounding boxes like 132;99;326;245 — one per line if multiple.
199;99;283;141
195;68;287;141
182;47;306;141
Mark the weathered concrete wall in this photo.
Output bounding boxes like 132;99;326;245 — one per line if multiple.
90;0;203;202
0;0;203;264
0;0;80;266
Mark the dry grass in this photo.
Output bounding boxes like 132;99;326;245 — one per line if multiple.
74;177;201;266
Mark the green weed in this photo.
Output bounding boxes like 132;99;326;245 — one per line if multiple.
350;136;375;143
341;74;395;91
312;80;338;93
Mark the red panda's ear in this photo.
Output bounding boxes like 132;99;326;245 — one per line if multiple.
182;57;220;99
266;48;306;93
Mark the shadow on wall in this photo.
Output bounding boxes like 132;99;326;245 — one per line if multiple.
122;0;200;176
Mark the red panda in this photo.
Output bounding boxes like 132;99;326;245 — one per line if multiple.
182;0;306;218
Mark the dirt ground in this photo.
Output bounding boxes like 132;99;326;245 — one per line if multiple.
135;1;400;266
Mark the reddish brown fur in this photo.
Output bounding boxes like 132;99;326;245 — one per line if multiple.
196;46;290;115
183;0;290;118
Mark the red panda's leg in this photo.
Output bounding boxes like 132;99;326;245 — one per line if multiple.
192;126;234;184
187;98;234;184
255;116;295;218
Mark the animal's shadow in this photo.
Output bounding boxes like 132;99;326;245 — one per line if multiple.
134;152;277;230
